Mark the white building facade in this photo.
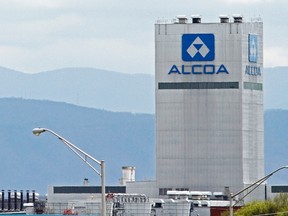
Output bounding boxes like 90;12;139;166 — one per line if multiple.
155;15;264;199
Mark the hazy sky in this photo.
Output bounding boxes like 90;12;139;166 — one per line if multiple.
0;0;286;74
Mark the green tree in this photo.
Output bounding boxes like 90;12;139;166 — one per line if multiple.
233;200;279;216
273;193;288;215
274;193;288;208
221;194;288;216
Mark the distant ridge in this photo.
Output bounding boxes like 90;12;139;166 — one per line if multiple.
264;109;288;183
0;67;155;113
264;67;288;110
0;98;155;194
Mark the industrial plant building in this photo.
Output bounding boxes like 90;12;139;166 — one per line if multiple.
154;14;264;200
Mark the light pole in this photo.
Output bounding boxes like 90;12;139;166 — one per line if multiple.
229;165;288;216
32;127;106;216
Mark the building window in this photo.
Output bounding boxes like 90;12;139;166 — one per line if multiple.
243;82;263;91
159;188;172;196
176;188;189;191
158;82;239;90
271;186;288;193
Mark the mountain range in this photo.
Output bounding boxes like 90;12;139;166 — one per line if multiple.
0;66;155;114
0;98;154;195
264;67;288;110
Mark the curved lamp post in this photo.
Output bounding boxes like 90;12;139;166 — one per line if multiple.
229;165;288;216
32;127;106;216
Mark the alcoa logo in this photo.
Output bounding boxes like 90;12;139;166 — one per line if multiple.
168;34;229;75
248;34;258;63
246;34;261;76
182;34;215;61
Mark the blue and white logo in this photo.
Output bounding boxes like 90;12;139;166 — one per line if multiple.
248;34;258;63
182;34;215;61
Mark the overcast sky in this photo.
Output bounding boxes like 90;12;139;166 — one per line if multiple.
0;0;286;74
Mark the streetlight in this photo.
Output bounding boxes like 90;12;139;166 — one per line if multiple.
229;165;288;216
32;127;106;216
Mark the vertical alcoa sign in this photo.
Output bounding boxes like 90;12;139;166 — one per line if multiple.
245;34;261;76
168;33;229;75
